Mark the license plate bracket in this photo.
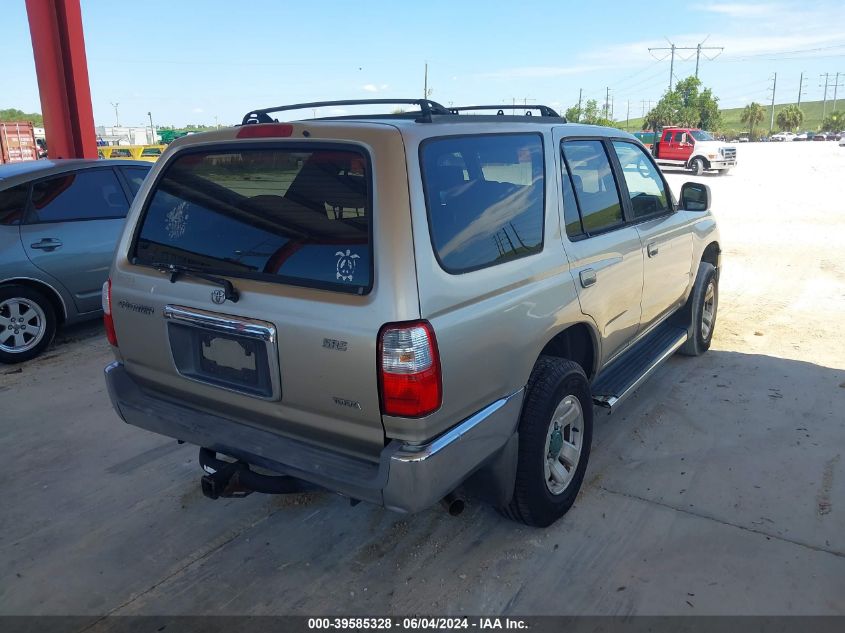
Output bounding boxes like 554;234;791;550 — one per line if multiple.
167;320;276;399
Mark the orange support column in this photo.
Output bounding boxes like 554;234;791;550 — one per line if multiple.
25;0;97;159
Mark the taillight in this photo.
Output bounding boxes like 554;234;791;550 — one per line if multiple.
378;321;441;418
102;279;118;347
236;123;294;138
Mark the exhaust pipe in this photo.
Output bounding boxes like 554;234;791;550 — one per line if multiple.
441;492;465;516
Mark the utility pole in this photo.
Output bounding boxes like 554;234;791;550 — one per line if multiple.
820;73;830;120
797;71;806;108
669;44;675;90
110;102;120;127
625;100;630;131
649;40;723;91
604;87;611;119
147;111;155;144
577;88;582;122
834;72;843;112
768;73;777;134
423;63;429;100
695;43;701;78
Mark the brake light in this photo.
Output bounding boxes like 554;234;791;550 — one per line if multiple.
102;279;118;347
236;124;294;138
378;321;441;418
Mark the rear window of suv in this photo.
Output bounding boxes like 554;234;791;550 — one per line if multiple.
421;133;544;274
132;145;372;294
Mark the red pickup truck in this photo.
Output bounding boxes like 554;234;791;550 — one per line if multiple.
651;127;736;176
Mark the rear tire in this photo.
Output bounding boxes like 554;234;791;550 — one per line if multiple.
691;157;705;176
501;357;593;527
0;285;57;364
678;262;718;357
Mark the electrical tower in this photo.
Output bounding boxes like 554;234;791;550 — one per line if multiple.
649;38;724;91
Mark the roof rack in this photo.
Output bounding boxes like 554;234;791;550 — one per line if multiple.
449;104;563;119
242;99;451;125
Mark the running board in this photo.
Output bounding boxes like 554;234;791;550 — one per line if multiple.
591;324;688;412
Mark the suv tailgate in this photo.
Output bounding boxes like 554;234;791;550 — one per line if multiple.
110;131;416;460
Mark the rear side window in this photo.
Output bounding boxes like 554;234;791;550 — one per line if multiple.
0;184;30;226
27;169;129;223
119;166;151;197
133;146;372;294
421;134;544;273
561;140;623;236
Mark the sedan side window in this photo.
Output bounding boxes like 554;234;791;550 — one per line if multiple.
27;170;129;223
561;140;624;236
611;141;671;219
118;166;151;197
0;184;30;226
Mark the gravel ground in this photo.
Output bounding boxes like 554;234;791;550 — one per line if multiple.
1;141;843;617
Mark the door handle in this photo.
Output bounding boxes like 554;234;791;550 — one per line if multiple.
30;238;63;251
579;268;597;288
647;242;659;257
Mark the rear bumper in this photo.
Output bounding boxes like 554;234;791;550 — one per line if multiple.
105;362;523;513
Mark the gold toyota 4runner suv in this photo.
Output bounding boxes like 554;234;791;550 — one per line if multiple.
103;99;720;527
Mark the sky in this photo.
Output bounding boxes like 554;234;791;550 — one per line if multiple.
2;0;844;127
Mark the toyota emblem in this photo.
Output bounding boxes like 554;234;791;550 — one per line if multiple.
210;288;226;305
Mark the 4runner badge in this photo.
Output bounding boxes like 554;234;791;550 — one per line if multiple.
335;249;360;282
210;289;226;305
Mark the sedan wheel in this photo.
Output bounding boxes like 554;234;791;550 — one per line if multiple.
0;297;47;354
0;286;57;363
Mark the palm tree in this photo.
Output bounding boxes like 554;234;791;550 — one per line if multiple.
741;102;766;138
776;105;804;132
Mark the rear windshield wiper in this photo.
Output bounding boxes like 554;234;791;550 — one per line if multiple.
152;263;240;303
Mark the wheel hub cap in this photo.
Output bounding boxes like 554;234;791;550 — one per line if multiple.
0;298;46;354
543;395;585;496
701;281;716;340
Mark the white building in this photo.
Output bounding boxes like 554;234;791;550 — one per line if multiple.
95;125;158;146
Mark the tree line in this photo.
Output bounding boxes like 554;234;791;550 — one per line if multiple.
564;76;843;138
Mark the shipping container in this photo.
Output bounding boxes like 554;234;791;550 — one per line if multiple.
0;121;38;164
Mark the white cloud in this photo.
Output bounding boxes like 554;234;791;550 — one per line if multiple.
696;3;780;17
362;83;389;93
476;65;607;81
192;107;204;113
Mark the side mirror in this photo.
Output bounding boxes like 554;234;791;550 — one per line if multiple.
680;182;711;211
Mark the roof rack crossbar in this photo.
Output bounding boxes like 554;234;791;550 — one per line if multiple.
448;104;564;119
242;99;451;125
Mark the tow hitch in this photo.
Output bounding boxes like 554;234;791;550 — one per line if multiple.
200;459;254;499
198;448;313;499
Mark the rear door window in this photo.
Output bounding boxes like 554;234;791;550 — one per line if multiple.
133;146;372;294
561;140;624;235
421;134;545;273
27;169;129;223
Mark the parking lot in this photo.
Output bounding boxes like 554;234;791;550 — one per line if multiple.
2;141;844;616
